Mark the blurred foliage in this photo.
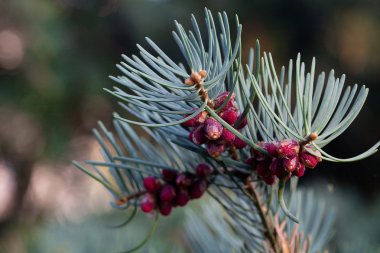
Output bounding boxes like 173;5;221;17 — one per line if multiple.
2;185;380;253
0;209;188;253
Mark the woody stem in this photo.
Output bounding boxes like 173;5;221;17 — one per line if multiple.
245;178;279;253
117;190;146;205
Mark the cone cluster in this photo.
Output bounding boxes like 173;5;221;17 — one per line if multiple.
182;92;248;157
247;140;322;185
140;164;213;216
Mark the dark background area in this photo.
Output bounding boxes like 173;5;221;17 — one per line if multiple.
0;0;379;252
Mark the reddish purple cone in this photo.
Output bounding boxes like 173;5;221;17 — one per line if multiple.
206;142;225;157
299;149;321;169
189;179;207;199
188;130;194;141
251;142;269;161
245;157;256;167
263;175;276;185
220;109;238;125
278;139;300;157
236;116;247;129
140;193;156;213
143;176;161;192
181;110;207;127
159;202;172;216
162;169;178;183
256;160;271;177
174;190;190;207
283;156;298;172
160;184;176;202
220;128;236;144
204;118;223;140
269;158;282;173
233;137;247;149
294;163;306;177
264;141;279;157
270;158;290;179
181;116;197;127
176;173;193;188
190;124;207;145
195;163;213;178
213;92;237;111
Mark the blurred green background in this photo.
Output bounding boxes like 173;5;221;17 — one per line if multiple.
0;0;379;252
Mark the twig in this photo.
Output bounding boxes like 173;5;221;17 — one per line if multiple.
245;177;279;253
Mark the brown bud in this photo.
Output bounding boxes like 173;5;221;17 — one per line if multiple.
191;72;202;84
184;78;194;85
116;198;128;206
309;132;318;141
199;69;207;78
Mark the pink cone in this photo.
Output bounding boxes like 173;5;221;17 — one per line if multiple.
140;193;156;213
283;156;299;172
174;190;190;207
220;128;236;144
176;173;193;188
233;136;247;149
299;149;322;169
189;179;207;199
162;169;178;183
294;163;306;177
204;118;223;140
181;110;207;127
213;92;237;111
264;141;279;157
270;158;290;179
160;184;176;202
159;202;172;216
245;157;256;167
206;142;225;157
195;163;213;178
191;124;207;145
220;109;238;125
251;142;270;161
236;116;247;129
256;160;271;177
278;139;300;157
263;175;276;185
143;176;161;192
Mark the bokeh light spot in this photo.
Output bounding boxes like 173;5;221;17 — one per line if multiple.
0;29;24;70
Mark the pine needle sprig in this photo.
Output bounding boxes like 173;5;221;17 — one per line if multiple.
73;8;379;253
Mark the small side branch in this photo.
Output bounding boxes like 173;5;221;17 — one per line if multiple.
245;177;279;253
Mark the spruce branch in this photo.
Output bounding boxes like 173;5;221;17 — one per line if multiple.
73;8;378;253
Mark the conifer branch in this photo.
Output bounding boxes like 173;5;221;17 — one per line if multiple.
73;8;378;253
